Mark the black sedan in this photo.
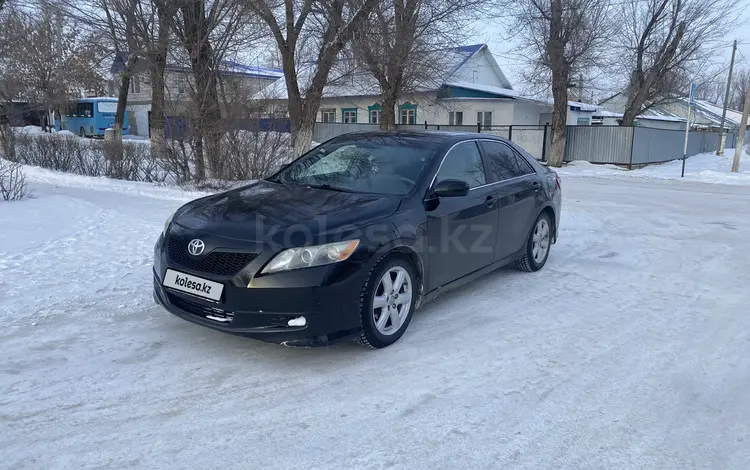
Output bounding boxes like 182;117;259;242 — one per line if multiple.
153;131;561;348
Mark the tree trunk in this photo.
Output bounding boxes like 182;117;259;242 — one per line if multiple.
149;2;170;160
181;2;223;179
191;130;206;181
291;119;314;158
0;122;15;161
548;73;568;167
380;94;397;130
114;56;136;142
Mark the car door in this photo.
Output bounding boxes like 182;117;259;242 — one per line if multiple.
478;140;540;261
425;140;499;290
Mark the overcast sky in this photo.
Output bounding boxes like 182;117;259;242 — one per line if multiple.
470;0;750;101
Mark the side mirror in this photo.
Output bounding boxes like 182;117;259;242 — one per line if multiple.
432;179;470;198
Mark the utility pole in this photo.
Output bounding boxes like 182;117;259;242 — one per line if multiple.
718;40;737;155
682;82;696;177
731;86;750;173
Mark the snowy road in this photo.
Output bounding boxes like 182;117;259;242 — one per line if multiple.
2;173;750;469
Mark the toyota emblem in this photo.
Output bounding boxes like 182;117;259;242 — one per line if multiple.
188;239;205;256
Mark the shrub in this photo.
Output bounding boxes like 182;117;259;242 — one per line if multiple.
0;159;31;201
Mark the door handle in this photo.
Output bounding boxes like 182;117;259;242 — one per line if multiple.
485;195;497;207
532;181;541;191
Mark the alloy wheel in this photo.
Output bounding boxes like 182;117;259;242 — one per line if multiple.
532;218;550;263
372;266;412;336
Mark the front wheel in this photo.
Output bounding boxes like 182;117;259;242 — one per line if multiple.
516;212;552;272
355;255;417;349
79;127;86;138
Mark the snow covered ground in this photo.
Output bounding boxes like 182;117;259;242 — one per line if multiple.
559;148;750;186
2;167;750;469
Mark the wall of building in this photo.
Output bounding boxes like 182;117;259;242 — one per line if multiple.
450;50;506;88
512;101;545;125
306;94;557;128
127;104;151;137
567;108;596;125
637;118;686;131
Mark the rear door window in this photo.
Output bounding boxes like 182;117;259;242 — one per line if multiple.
435;141;486;188
480;141;535;182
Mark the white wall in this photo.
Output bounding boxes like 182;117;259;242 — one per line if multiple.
312;94;561;127
567;109;596;125
128;104;150;137
512;102;544;125
450;49;506;88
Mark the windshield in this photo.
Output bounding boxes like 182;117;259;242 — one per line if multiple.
273;135;436;195
97;101;118;114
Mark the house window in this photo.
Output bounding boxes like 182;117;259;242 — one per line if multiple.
577;117;591;125
400;109;416;125
477;111;492;128
321;108;336;122
449;111;463;126
399;103;417;125
129;76;141;94
368;103;382;124
342;108;357;123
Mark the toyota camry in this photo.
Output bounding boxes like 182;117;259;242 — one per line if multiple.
153;131;561;348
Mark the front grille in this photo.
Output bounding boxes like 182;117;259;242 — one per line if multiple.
167;236;257;276
170;294;234;322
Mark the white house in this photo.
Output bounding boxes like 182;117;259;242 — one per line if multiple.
109;54;283;137
261;44;598;128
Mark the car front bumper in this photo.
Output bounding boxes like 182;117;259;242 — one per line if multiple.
152;231;369;347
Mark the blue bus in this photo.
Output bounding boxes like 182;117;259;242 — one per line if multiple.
58;98;129;137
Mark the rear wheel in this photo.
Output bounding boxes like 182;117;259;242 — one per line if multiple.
515;212;552;272
355;255;417;349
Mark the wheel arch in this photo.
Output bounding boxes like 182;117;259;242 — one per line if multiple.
372;241;425;307
537;204;558;244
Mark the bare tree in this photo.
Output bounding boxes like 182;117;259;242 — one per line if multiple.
694;71;727;106
731;67;750;112
352;0;486;130
616;0;734;125
247;0;380;156
1;5;105;132
512;0;611;166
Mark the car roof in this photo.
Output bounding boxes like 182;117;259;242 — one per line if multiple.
334;130;511;146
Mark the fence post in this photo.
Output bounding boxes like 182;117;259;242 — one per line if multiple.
628;126;635;170
477;122;481;133
508;125;513;141
437;124;440;131
541;124;548;162
424;120;428;130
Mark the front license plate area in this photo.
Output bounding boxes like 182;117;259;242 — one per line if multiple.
163;269;224;302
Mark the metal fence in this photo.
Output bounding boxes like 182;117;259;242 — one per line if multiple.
311;122;550;160
565;125;738;166
564;126;633;164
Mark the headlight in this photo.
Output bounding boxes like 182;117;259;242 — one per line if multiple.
163;213;174;235
261;240;360;274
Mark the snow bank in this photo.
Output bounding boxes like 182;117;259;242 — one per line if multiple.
21;163;210;201
559;148;750;186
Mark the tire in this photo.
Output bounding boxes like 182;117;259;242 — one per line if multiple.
354;254;418;349
79;127;86;138
515;212;552;272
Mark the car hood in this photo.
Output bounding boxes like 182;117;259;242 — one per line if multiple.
173;180;401;245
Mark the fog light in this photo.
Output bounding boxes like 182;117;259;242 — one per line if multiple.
287;316;306;327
